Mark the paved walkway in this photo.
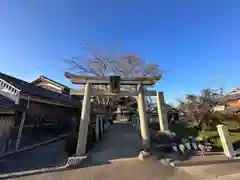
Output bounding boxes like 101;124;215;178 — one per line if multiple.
10;121;193;180
86;120;143;164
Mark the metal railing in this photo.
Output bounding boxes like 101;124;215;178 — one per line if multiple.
0;78;21;103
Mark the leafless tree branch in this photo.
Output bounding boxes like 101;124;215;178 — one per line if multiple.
65;44;163;117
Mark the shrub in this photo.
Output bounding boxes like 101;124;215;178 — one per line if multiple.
64;124;95;156
170;122;199;138
227;114;240;122
198;112;225;131
64;132;78;156
212;111;226;122
149;122;160;131
152;131;176;144
86;125;94;150
109;119;114;124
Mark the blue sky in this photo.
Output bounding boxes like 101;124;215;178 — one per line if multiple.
0;0;240;104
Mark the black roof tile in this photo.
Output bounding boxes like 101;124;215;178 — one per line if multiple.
31;75;71;89
0;72;81;107
0;94;14;108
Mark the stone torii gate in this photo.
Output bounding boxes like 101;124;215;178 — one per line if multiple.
65;72;168;156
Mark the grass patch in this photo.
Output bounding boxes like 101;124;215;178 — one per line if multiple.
197;131;240;148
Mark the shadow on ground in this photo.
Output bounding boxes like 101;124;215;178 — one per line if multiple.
0;140;68;175
80;121;143;168
0;121;143;177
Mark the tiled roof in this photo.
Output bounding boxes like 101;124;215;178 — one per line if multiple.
0;94;14;108
216;92;240;102
31;75;71;89
0;72;81;107
0;94;25;111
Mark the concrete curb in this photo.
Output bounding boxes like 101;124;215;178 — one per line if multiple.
0;165;68;179
160;158;174;166
0;156;87;179
0;134;68;160
166;157;240;167
138;151;151;161
65;155;87;168
209;172;240;180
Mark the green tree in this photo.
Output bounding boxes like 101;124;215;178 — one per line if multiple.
179;88;224;130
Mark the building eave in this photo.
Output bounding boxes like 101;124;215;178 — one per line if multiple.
31;75;71;90
19;93;80;108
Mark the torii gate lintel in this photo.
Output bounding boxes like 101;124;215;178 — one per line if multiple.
65;73;167;156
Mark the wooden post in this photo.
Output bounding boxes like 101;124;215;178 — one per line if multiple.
132;118;136;128
95;117;100;141
137;85;150;150
217;125;236;158
15;96;30;149
76;83;92;156
136;118;140;131
100;118;104;137
156;92;168;131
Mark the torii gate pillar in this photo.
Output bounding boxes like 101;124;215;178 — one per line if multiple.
76;83;92;156
137;85;150;150
156;91;168;131
64;72;161;156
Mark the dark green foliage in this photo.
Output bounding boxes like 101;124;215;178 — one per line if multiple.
64;132;78;156
148;122;160;131
64;124;95;157
169;122;199;139
198;112;225;131
151;131;176;144
226;114;240;122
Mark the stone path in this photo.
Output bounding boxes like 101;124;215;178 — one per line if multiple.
86;120;143;164
9;121;193;180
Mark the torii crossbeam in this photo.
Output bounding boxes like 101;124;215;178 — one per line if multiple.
65;72;168;156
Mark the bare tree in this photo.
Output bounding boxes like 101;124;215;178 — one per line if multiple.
64;45;162;118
